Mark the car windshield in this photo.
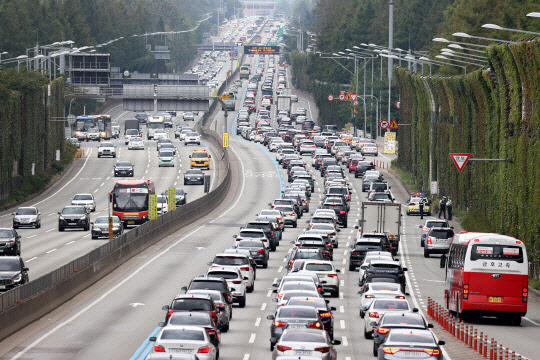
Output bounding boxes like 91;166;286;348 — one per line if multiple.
117;162;132;167
0;259;20;271
305;263;333;271
282;332;326;343
278;307;317;318
214;256;248;266
310;224;334;231
383;315;425;327
157;196;167;203
312;218;333;224
73;195;92;201
172;299;212;311
371;263;400;269
186;170;202;175
16;208;37;215
159;151;174;157
388;331;435;344
237;240;264;248
126;129;139;135
187;132;199;136
372;194;392;201
161;329;205;341
94;217;120;224
100;143;113;147
470;244;524;262
240;231;264;238
295;252;321;260
207;271;239;280
0;229;15;238
62;207;86;214
282;283;316;291
148;123;164;129
373;300;409;310
169;314;211;327
192;152;208;158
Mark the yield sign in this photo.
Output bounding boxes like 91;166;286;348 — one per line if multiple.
389;119;399;129
450;153;471;172
350;94;358;102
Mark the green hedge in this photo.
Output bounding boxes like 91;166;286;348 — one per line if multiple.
0;68;67;202
395;39;540;273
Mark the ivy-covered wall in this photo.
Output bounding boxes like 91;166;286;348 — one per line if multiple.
396;39;540;271
0;68;66;202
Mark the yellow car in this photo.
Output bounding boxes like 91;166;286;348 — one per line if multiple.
407;197;431;215
189;149;211;170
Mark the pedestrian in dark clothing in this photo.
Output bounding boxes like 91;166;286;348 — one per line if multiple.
447;197;453;220
438;197;447;219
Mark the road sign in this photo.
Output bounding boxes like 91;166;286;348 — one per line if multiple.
396;100;401;109
243;45;280;54
350;94;358;102
108;216;113;239
450;153;471;172
327;94;334;101
219;95;231;99
223;132;229;148
168;186;176;211
389;119;399;129
344;92;352;101
379;119;389;129
338;94;345;100
148;194;158;220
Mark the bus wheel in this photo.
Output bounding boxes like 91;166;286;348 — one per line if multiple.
505;314;521;326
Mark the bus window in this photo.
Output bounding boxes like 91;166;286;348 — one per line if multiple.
470;245;524;263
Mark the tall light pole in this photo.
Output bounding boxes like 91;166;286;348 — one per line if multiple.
388;0;394;132
0;51;7;68
435;55;483;73
433;37;489;49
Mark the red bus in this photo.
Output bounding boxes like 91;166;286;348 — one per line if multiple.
111;179;155;227
444;232;528;325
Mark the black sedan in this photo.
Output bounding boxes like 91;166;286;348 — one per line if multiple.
184;169;204;185
114;160;134;177
372;312;433;356
0;228;21;255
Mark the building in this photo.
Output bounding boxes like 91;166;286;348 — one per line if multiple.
68;53;110;87
241;0;276;17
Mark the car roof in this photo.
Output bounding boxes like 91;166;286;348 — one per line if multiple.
173;293;212;300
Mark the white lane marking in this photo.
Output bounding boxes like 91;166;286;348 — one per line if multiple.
242;354;250;360
340;280;345;287
342;336;348;346
27;257;38;262
65;241;75;246
46;249;57;254
47;213;56;217
173;182;177;186
278;266;283;273
342;259;346;264
255;317;261;327
28;235;37;239
346;242;350;247
261;303;267;311
93;188;98;194
339;292;344;300
45;228;54;233
267;290;272;297
24;148;94;209
523;317;540;327
340;320;346;329
249;333;256;343
340;306;344;313
83;234;90;238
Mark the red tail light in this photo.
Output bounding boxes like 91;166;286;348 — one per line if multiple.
167;309;174;318
232;280;242;284
206;328;216;335
290;213;296;216
154;345;165;352
289;260;295;268
276;345;292;351
328;274;338;278
270;231;274;236
369;312;379;318
308;321;322;328
277;293;283;299
463;284;469;299
365;294;374;298
396;295;405;299
378;327;390;334
523;287;528;302
339;211;346;214
314;346;330;353
210;310;217;320
274;321;287;327
427;237;432;245
329;232;336;236
323;251;330;257
257;249;265;253
240;266;250;271
197;346;210;353
319;312;332;317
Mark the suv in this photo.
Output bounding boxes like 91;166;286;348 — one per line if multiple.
71;193;96;212
161;293;220;327
424;227;455;258
58;205;90;231
114;161;134;177
189;149;211;170
0;256;29;291
97;142;116;158
182;277;233;309
354;161;375;178
206;267;247;307
349;238;384;271
243;221;279;251
419;219;450;247
0;228;21;255
12;207;41;229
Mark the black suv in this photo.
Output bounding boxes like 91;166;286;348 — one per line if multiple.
162;294;220;327
58;205;90;231
321;200;348;228
182;277;233;308
114;160;134;177
348;238;384;271
0;256;29;291
244;221;279;251
0;228;21;256
355;161;375;178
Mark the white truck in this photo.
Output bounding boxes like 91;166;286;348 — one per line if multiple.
358;202;402;255
146;116;165;140
275;95;292;121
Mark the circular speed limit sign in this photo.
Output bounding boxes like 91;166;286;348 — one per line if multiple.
379;119;389;129
327;94;334;101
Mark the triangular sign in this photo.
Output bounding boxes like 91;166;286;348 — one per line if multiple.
450;153;471;172
344;92;352;101
350;94;358;102
389;119;399;129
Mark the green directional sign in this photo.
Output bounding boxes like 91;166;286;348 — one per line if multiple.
268;41;278;46
277;28;284;37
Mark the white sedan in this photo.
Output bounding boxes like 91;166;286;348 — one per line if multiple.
363;298;412;339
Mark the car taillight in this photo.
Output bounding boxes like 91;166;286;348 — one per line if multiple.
340;211;346;214
277;293;283;299
290;213;296;216
241;266;250;271
396;295;405;299
210;311;217;319
270;231;274;236
276;345;292;351
323;250;330;257
274;321;287;327
167;309;174;318
369;312;379;318
289;260;295;268
328;274;338;278
278;217;282;221
197;346;210;353
232;280;242;284
427;237;433;245
463;284;469;299
365;294;374;298
523;287;528;302
314;346;330;353
308;321;322;329
257;249;265;253
329;232;336;236
206;328;216;335
378;327;390;334
154;345;165;352
319;312;332;317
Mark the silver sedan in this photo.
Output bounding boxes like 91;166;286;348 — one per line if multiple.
272;328;340;360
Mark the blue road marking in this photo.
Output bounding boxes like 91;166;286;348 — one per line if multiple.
129;326;161;360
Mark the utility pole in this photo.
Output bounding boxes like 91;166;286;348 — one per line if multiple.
388;0;394;133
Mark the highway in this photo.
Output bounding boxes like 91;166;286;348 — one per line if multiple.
0;17;538;360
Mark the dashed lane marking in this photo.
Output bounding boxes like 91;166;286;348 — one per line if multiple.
46;249;57;254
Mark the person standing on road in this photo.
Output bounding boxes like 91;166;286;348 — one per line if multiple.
447;197;453;220
438;197;447;219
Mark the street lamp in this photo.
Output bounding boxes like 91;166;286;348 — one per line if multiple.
526;12;540;18
421;56;467;74
436;55;484;71
481;23;540;36
452;32;518;44
441;51;488;63
433;37;489;48
447;43;486;54
441;48;488;61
